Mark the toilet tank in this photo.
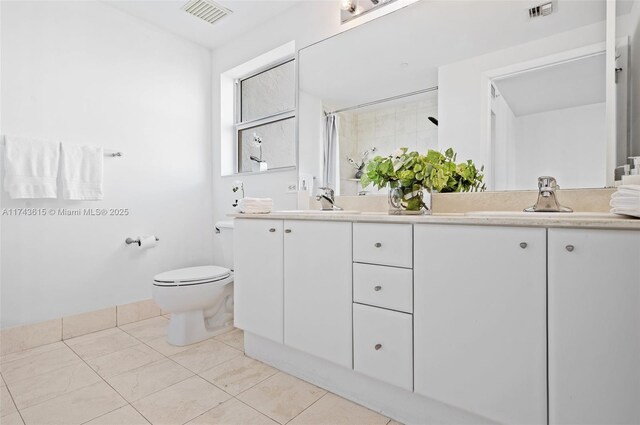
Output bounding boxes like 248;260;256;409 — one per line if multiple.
216;220;235;270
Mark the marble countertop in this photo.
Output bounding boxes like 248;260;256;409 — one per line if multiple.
229;211;640;230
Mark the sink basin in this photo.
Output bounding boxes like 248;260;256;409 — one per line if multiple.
464;211;619;219
275;210;361;215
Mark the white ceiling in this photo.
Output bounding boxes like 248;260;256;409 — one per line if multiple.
494;53;606;117
106;0;300;50
299;0;607;110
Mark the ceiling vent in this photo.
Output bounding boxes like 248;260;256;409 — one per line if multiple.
182;0;232;25
529;2;553;18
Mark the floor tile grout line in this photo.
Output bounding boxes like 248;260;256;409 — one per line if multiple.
62;339;156;425
3;316;166;424
71;326;203;410
85;321;245;420
197;357;278;399
2;376;27;425
283;390;330;425
6;347;100;414
76;404;132;425
126;403;153;425
58;331;151;423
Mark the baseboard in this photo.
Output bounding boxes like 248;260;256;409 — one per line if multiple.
0;299;161;355
244;332;493;425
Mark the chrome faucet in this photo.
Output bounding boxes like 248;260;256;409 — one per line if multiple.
316;187;343;211
524;176;573;213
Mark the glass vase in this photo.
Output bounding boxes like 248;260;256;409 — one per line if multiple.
388;183;432;215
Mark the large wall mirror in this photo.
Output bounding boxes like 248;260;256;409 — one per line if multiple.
298;0;638;194
616;0;640;177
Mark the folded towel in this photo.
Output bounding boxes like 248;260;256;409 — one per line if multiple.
3;136;60;199
610;185;640;218
612;186;640;198
610;208;640;218
616;184;640;193
60;143;104;200
610;197;640;208
238;197;273;214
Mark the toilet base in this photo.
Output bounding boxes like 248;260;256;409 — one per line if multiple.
167;310;233;346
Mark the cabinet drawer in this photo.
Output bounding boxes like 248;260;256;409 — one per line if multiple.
353;303;413;390
353;223;412;268
353;263;413;313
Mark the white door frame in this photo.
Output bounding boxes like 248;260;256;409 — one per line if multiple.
480;41;607;190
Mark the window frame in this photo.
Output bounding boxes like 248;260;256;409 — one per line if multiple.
234;57;296;174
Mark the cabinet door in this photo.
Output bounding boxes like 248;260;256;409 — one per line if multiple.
234;219;284;343
284;220;353;367
353;303;413;390
414;224;546;424
548;229;640;425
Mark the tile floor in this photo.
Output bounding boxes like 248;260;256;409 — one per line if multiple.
0;316;400;425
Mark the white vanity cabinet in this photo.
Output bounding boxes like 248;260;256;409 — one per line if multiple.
413;224;547;425
234;219;284;343
548;228;640;425
283;220;353;368
234;218;353;366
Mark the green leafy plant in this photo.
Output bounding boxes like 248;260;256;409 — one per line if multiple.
360;147;485;209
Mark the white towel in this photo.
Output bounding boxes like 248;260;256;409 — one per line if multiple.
3;136;60;199
610;185;640;218
238;197;273;214
611;185;640;198
60;143;104;200
610;208;640;218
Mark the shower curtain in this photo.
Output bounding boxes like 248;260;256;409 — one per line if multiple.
323;114;339;190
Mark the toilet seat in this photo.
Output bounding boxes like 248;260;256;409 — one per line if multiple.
153;265;231;287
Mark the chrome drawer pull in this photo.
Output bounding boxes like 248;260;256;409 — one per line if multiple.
374;286;382;292
520;242;527;249
285;229;292;233
269;228;276;233
374;344;382;351
566;245;574;252
374;242;382;248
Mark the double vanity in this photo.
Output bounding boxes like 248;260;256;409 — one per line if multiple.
233;210;640;424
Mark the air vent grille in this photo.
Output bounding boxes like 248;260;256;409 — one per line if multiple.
529;2;553;18
182;0;231;25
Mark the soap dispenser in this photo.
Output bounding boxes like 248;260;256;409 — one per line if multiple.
622;157;640;185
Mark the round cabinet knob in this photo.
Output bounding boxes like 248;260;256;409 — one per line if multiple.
374;286;382;292
374;242;382;248
566;245;575;252
269;228;276;233
374;344;382;351
285;229;292;234
520;242;528;249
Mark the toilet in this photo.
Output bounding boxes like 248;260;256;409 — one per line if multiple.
152;220;235;346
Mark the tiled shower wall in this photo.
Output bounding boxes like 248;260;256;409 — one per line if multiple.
338;95;439;195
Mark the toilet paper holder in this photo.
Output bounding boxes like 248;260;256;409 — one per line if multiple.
125;236;160;246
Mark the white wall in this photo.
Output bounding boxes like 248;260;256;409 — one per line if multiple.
513;103;607;190
0;1;213;328
438;21;606;184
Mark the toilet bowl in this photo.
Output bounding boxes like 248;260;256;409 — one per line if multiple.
153;266;234;346
152;220;235;346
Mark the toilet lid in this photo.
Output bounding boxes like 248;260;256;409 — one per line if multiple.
153;265;231;286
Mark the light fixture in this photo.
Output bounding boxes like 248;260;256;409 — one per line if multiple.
341;0;357;13
340;0;398;24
